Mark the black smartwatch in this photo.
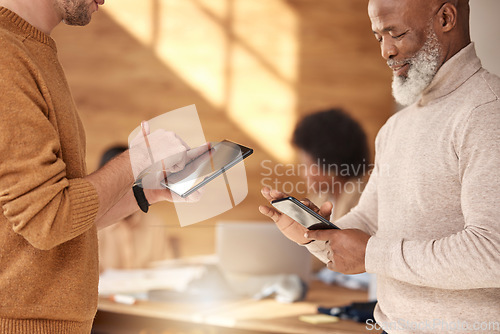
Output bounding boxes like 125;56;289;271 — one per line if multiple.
132;182;150;213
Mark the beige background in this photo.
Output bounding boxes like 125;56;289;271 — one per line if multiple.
470;0;500;76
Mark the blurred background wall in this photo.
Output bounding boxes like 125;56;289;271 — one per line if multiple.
470;0;500;76
51;0;498;258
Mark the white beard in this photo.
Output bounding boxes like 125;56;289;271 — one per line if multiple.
390;29;441;106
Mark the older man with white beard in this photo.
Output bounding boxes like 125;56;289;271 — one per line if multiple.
260;0;500;332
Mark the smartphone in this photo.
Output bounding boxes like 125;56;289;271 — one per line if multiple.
271;196;339;230
160;140;253;198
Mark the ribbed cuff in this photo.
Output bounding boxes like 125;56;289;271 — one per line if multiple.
67;179;99;238
304;240;330;264
0;318;93;334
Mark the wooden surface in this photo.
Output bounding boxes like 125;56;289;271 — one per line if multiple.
94;281;374;334
52;0;394;258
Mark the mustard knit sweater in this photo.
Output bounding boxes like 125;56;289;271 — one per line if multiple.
0;7;100;333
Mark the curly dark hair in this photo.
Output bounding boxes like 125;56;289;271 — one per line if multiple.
292;108;369;178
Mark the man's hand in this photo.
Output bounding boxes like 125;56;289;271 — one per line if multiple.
259;187;332;245
129;121;209;179
305;229;371;275
129;121;210;204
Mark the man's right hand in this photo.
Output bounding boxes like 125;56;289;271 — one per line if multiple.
129;121;199;178
258;187;333;245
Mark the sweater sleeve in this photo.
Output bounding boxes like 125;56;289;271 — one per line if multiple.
365;102;500;289
0;41;99;250
334;163;379;235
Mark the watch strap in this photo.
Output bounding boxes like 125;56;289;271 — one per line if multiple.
132;183;150;213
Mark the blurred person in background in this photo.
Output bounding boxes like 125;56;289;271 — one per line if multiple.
292;108;370;222
97;146;178;272
291;109;374;293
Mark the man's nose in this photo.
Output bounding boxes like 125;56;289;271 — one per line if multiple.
381;39;398;60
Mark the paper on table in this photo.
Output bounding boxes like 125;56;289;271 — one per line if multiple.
148;254;218;269
299;314;339;324
98;266;207;295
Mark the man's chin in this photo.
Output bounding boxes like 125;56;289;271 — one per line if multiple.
63;17;92;26
62;7;93;26
393;71;410;83
392;79;418;106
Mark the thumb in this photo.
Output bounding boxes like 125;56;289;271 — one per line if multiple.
141;120;150;136
319;201;333;220
130;120;151;144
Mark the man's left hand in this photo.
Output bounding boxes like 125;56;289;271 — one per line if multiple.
305;229;371;275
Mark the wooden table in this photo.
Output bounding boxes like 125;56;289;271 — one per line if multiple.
93;281;375;334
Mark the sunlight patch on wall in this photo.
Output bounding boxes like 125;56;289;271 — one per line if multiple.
156;0;227;108
103;0;154;45
227;1;298;162
103;0;298;162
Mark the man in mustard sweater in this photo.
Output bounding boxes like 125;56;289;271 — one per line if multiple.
261;0;499;332
0;0;204;332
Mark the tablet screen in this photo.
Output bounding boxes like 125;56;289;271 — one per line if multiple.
161;140;253;197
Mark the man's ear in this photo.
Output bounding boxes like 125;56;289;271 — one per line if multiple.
437;2;458;33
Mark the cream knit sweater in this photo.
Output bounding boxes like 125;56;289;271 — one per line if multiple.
308;44;500;333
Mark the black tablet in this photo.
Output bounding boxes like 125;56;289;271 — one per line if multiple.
160;140;253;198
